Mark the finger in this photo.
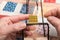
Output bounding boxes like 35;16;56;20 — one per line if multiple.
57;8;60;18
47;16;60;28
0;14;29;23
27;26;36;31
0;15;7;18
9;14;29;23
7;22;26;33
9;14;30;23
25;31;32;36
44;8;58;17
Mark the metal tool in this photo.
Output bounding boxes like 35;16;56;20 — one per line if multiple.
36;0;38;12
36;0;46;37
40;0;49;39
36;0;49;39
40;0;46;37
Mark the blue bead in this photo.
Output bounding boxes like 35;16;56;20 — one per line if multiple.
20;4;28;14
3;2;17;12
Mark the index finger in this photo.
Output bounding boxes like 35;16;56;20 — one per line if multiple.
9;14;30;23
44;8;58;17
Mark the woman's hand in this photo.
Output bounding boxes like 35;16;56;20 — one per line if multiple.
44;8;60;37
0;14;29;40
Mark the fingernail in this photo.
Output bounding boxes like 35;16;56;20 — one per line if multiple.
19;23;26;30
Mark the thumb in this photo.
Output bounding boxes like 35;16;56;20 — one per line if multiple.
47;16;60;28
47;16;60;34
6;22;26;34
